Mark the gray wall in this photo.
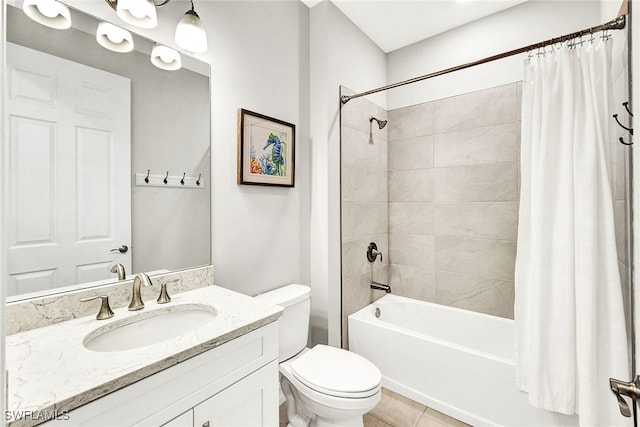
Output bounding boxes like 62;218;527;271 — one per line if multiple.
7;6;211;274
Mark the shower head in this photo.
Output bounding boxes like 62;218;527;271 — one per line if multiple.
369;116;387;129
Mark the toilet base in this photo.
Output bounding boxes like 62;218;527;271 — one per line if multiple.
309;416;364;427
285;411;364;427
281;375;378;427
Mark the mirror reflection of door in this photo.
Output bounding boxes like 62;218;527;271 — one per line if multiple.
6;42;132;296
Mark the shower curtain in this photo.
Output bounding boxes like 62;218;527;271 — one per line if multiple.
515;40;630;426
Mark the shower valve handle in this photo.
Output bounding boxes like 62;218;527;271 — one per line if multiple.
367;242;383;263
609;376;640;417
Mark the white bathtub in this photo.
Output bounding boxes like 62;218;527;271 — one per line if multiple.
348;294;578;427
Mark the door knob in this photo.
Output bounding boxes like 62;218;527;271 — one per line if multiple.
110;245;129;254
610;375;640;417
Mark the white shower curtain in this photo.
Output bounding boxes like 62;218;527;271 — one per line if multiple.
515;40;630;426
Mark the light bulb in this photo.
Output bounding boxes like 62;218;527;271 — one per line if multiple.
36;0;59;18
128;3;148;19
107;33;125;44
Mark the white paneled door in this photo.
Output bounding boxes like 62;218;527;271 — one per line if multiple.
6;43;131;296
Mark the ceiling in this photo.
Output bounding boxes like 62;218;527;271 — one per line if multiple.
304;0;528;53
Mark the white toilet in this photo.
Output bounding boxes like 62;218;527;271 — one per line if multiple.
257;284;381;427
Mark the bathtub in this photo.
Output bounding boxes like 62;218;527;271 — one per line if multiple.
348;294;578;427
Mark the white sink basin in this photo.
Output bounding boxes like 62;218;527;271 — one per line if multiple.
83;304;217;352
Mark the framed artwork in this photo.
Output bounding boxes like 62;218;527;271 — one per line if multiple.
237;109;295;187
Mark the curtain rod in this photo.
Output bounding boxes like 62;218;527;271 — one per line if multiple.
340;15;627;105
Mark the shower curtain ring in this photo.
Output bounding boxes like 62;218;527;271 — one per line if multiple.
619;137;633;146
613;114;634;135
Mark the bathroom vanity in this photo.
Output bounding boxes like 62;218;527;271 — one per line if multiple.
5;284;282;427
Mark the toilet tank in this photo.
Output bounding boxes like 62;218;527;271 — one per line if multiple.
256;284;311;361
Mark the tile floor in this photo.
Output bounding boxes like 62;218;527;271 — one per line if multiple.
279;387;470;427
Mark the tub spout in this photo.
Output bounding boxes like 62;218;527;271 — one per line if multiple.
371;281;391;293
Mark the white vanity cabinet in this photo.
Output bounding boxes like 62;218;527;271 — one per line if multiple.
163;362;278;427
42;322;279;427
161;411;193;427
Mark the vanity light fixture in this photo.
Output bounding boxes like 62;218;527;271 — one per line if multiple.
115;0;158;29
22;0;71;30
104;0;208;53
96;22;135;53
151;44;182;71
174;0;207;53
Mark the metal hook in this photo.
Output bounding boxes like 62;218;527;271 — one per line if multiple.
623;101;633;117
163;171;169;184
196;173;201;186
613;114;634;135
144;169;150;184
619;137;633;146
180;173;186;185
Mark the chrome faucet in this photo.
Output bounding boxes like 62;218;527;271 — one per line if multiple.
128;272;152;311
110;263;126;280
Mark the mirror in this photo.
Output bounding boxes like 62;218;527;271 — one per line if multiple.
4;3;211;300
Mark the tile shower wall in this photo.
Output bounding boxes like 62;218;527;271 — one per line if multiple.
388;83;520;319
341;79;630;335
340;87;388;348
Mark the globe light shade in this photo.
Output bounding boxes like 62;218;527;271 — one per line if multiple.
23;0;71;30
151;44;182;71
116;0;157;29
96;22;134;53
175;9;207;53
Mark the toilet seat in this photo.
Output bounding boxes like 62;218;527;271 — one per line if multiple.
290;345;381;399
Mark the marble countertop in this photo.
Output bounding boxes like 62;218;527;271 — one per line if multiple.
6;285;283;426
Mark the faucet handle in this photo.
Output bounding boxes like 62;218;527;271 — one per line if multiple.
367;242;383;263
80;295;115;320
110;263;126;280
157;280;175;304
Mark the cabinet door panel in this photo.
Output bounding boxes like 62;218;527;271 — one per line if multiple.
194;361;279;427
162;410;193;427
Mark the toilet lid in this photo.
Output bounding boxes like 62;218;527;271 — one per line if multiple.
290;345;381;398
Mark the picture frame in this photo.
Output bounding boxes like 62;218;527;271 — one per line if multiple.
237;109;296;187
